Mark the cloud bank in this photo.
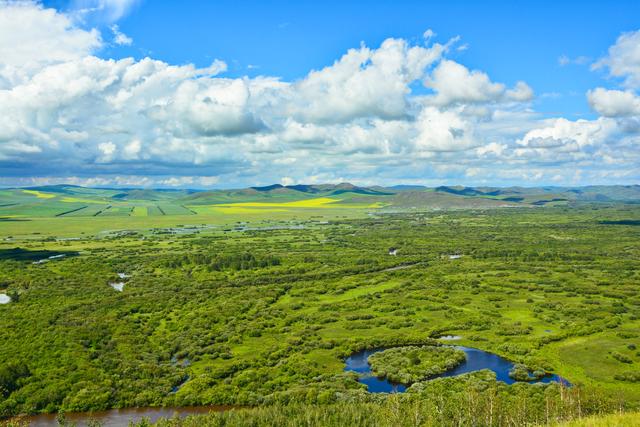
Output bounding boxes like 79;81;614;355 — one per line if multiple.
0;2;639;188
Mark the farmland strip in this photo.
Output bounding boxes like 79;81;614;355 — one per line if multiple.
55;206;88;217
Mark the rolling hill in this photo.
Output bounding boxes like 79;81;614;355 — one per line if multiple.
0;184;638;218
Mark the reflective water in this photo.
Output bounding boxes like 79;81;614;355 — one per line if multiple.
109;282;124;292
344;345;570;393
344;348;407;393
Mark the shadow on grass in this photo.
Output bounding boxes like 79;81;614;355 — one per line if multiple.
0;247;78;261
599;220;640;226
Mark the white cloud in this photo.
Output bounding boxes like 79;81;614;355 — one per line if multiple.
587;87;640;117
287;37;447;123
70;0;140;23
0;3;637;188
199;176;219;186
280;176;295;186
593;30;640;89
423;29;436;42
517;117;617;149
122;139;141;159
426;60;505;105
0;2;101;71
476;142;506;157
97;141;116;162
506;81;534;102
110;24;132;45
425;60;532;105
558;55;591;67
169;78;265;136
414;107;476;152
161;176;194;186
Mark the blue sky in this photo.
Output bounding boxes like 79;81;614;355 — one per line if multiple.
2;0;640;187
58;0;640;119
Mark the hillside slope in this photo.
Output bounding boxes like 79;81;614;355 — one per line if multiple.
0;184;639;218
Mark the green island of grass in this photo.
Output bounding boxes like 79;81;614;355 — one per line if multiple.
368;345;467;384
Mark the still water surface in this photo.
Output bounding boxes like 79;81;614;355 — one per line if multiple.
19;346;570;424
344;346;570;393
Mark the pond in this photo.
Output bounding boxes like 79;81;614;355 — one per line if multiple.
109;282;124;292
15;405;233;427
438;335;462;341
344;346;570;393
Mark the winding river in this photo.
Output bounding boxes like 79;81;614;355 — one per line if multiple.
344;345;570;393
15;345;569;425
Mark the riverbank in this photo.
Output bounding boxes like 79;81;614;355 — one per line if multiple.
8;406;234;427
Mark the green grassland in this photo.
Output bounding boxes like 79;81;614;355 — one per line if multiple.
2;184;639;222
0;185;640;425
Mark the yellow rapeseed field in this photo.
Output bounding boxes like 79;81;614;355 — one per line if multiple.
22;190;56;199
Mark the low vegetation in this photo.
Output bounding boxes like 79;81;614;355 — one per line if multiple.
368;346;466;384
145;379;620;426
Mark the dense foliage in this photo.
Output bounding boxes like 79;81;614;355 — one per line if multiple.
145;377;620;427
0;205;639;424
368;346;466;384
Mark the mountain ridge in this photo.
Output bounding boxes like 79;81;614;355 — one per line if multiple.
2;184;639;218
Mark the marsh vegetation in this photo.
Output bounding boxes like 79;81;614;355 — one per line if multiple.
368;346;466;384
0;204;639;425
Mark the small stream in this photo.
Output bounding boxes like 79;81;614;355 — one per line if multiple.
344;345;569;393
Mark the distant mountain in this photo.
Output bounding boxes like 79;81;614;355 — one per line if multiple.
175;183;640;209
246;182;392;197
388;185;426;191
435;186;486;196
3;184;639;217
251;184;285;192
23;184;82;194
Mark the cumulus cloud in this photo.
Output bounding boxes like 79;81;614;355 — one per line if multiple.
0;2;101;71
0;2;637;187
588;87;640;117
593;30;640;89
415;107;476;152
169;78;265;136
506;81;534;102
286;37;447;123
518;117;617;149
425;60;533;105
425;60;504;105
